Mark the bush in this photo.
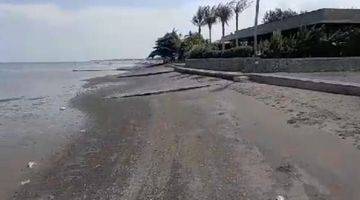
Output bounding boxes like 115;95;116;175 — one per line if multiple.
188;45;253;59
259;31;297;58
341;28;360;56
187;44;217;58
260;26;350;58
221;46;254;58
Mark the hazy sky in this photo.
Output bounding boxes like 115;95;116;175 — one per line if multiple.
0;0;359;62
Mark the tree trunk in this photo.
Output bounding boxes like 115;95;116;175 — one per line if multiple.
208;25;212;43
254;0;260;56
236;13;239;31
198;26;201;35
236;13;239;47
222;22;225;38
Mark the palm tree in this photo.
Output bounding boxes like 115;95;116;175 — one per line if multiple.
254;0;260;55
192;6;206;35
233;0;252;31
203;6;217;43
216;2;234;38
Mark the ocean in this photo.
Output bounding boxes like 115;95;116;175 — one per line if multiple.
0;60;138;198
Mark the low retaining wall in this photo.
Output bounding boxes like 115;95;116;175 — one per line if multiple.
248;74;360;96
185;57;360;73
174;66;242;80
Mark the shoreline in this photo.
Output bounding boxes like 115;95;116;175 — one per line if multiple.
12;64;360;199
0;61;131;199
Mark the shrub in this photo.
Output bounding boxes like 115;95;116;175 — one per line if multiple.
341;28;360;56
222;46;254;58
260;26;349;58
187;44;218;59
188;45;253;59
260;31;296;58
178;32;206;60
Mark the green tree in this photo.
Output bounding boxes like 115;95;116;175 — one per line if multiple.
216;2;234;38
148;30;181;63
263;8;298;24
233;0;252;31
192;6;206;35
203;6;217;43
178;31;206;60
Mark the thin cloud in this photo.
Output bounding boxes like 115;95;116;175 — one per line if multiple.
0;0;359;61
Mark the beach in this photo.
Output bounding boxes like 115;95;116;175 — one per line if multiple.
10;64;360;199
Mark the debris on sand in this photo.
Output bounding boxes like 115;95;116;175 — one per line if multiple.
80;129;86;133
27;161;37;169
117;70;174;78
60;106;66;111
106;84;212;99
275;195;285;200
20;179;31;185
276;164;293;173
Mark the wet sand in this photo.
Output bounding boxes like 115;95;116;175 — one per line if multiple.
12;65;360;199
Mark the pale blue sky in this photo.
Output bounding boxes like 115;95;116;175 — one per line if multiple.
0;0;191;9
0;0;359;62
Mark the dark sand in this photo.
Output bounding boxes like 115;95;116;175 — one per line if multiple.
12;65;360;200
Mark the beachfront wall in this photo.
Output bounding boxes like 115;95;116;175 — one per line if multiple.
185;57;360;73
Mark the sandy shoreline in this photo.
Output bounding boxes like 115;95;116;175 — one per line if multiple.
12;65;360;199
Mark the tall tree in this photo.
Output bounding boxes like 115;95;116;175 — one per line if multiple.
148;30;181;63
216;2;234;38
203;6;217;43
192;6;206;35
233;0;252;31
254;0;260;56
263;8;298;24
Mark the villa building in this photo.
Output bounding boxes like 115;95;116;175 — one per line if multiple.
221;8;360;46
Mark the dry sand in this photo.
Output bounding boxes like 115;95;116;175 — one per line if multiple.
12;65;360;200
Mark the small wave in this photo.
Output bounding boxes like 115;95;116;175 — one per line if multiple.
27;96;47;101
0;97;24;103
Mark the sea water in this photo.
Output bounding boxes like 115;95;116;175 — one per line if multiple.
0;60;137;198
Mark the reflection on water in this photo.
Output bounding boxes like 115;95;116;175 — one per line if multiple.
0;60;135;198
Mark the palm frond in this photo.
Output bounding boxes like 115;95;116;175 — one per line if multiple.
216;3;233;25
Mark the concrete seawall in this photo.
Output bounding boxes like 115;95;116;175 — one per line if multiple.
247;74;360;96
173;65;360;97
185;57;360;73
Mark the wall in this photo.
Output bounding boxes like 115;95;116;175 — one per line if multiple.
185;57;360;73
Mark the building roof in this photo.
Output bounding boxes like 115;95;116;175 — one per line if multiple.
222;8;360;41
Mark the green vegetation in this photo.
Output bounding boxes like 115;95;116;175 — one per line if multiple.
149;0;253;62
216;2;234;38
262;8;299;24
188;44;253;59
203;6;217;43
178;32;206;60
149;1;360;61
233;0;252;31
260;26;360;58
192;7;206;35
148;30;181;62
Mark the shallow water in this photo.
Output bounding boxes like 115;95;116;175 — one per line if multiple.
0;60;135;198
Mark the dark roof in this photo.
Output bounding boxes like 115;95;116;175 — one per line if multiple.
222;8;360;41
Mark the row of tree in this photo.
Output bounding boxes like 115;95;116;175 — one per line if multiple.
148;0;309;62
191;0;252;42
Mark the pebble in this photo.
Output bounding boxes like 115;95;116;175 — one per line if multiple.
27;161;37;168
276;195;285;200
80;129;86;133
20;179;31;185
60;107;66;111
